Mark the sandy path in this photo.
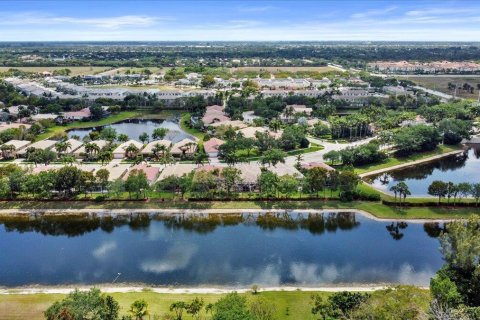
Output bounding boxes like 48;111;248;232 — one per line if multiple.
0;284;409;295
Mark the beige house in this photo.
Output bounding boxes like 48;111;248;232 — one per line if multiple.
141;140;172;157
17;139;57;157
112;140;144;159
73;140;109;158
170;139;198;157
1;140;32;158
53;139;83;154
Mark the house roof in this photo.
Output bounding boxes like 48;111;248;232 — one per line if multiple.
209;120;248;129
124;164;160;183
2;140;31;151
53;139;83;153
113;140;144;154
203;138;225;153
157;163;197;180
202;112;230;125
63;108;91;119
236;127;282;139
171;138;198;155
73;140;109;155
141;140;172;155
17;139;56;154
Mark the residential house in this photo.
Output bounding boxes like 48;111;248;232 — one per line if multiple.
170;138;198;157
17;139;57;157
112;140;144;159
141;140;172;157
203;138;225;158
123;164;160;184
63;108;91;121
0;140;31;158
73;140;109;158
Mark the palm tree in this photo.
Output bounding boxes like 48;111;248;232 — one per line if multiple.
390;185;400;205
84;142;100;160
98;150;113;165
129;299;149;320
1;144;16;159
269;118;282;132
195;152;209;166
397;182;410;205
125;143;140;159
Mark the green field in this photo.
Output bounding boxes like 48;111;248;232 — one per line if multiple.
0;288;430;320
397;75;480;99
0;66;111;76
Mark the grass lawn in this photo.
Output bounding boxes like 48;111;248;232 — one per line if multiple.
0;290;329;320
180;113;205;140
230;66;336;73
396;75;480;99
353;144;464;174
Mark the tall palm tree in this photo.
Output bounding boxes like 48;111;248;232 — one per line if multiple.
390;185;399;205
397;182;410;205
84;142;100;160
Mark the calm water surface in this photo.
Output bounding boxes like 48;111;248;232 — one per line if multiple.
67;119;193;143
367;147;480;197
0;212;444;287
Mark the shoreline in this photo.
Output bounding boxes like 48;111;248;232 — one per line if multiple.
0;284;423;295
0;208;456;223
359;149;465;178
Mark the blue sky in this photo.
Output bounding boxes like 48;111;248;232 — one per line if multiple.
0;1;479;41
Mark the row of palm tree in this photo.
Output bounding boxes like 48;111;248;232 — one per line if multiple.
389;182;411;205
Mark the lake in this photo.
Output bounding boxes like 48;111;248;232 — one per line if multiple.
366;146;480;197
67;119;193;143
0;212;444;287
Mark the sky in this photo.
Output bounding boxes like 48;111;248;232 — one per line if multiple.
0;0;480;41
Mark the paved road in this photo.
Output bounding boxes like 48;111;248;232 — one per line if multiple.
412;85;455;101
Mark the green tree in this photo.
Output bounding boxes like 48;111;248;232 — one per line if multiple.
96;168;110;192
129;299;149;320
428;180;448;204
212;293;254;320
221;167;242;195
44;288;119;320
186;297;204;320
117;133;129;142
125;169;149;199
138;132;149;144
170;301;188;320
278;174;299;198
304;167;328;197
201;75;216;88
260;148;286;167
257;171;279;197
152;127;169;140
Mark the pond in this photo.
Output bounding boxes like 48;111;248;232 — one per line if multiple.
67;119;193;143
366;146;480;197
0;212;444;287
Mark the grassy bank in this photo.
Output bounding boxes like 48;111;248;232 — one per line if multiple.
35;110;178;141
353;144;464;174
0;288;430;320
1;198;479;220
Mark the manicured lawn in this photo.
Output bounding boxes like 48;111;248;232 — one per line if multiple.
180;113;205;140
0;290;329;320
353;144;463;174
35;111;142;141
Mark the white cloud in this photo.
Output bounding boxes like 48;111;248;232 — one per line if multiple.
140;243;197;274
0;12;162;29
92;241;117;260
237;6;276;13
351;6;397;19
